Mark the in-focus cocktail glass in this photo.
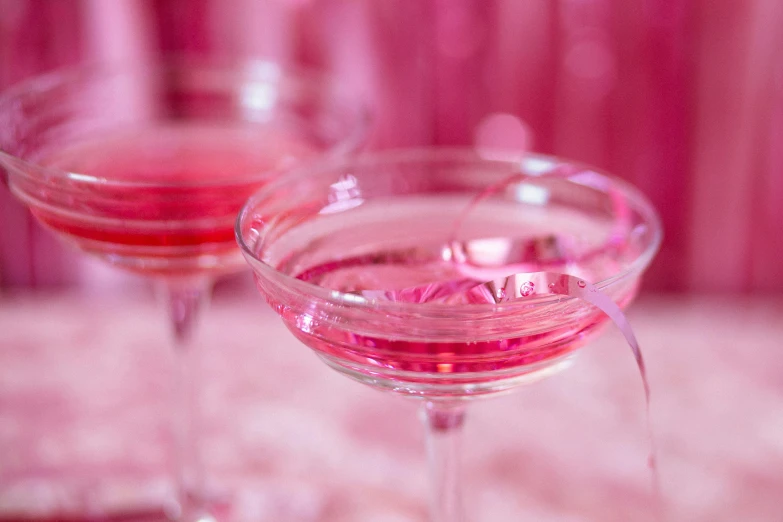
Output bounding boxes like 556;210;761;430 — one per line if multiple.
236;149;661;521
0;59;368;520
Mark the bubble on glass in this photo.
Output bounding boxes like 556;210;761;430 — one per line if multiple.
519;281;535;297
474;113;531;159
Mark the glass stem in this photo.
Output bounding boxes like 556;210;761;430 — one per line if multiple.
158;276;213;521
420;401;467;522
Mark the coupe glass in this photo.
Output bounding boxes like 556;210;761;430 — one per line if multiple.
0;59;368;520
236;149;662;521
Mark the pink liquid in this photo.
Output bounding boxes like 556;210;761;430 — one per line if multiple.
263;197;644;382
293;249;634;377
24;124;316;274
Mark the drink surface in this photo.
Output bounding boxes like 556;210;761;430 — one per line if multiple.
261;197;641;378
22;124;316;274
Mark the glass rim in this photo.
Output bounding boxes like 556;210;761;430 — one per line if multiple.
0;56;372;189
235;147;664;313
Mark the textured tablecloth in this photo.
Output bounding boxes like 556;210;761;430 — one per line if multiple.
0;291;781;521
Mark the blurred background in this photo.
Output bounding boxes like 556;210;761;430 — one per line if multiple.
1;0;782;294
1;1;783;521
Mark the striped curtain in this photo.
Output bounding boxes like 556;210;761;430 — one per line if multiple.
1;0;781;292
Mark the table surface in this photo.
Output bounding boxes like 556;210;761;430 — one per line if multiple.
0;290;781;521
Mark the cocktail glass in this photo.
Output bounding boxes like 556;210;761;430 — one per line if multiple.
236;149;662;521
0;59;368;520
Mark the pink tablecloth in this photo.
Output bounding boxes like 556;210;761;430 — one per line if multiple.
0;292;781;521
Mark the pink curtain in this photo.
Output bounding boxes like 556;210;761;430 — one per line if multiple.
1;0;781;292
